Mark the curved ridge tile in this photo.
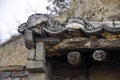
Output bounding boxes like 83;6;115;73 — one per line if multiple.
83;25;104;36
18;14;120;37
18;23;27;34
103;24;120;34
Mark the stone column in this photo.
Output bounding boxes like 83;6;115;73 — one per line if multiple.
26;42;51;80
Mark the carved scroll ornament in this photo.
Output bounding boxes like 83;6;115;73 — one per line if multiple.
18;13;120;49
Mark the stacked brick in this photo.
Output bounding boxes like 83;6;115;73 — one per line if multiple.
26;42;49;80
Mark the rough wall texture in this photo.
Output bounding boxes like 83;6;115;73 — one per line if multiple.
55;0;120;21
0;36;28;66
0;66;29;80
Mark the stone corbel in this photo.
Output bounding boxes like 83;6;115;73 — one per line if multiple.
26;42;53;80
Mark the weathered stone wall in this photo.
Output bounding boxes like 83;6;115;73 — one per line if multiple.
0;36;28;66
0;66;29;80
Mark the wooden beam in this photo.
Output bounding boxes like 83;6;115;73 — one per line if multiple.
57;38;120;50
35;38;120;56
